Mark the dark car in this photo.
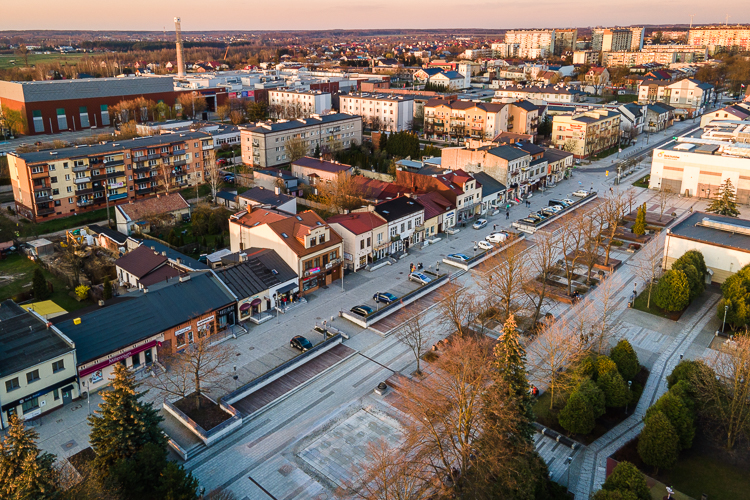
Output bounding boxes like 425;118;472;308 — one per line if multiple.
373;292;398;304
290;335;313;351
351;305;374;317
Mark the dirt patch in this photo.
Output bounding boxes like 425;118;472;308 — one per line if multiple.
67;447;96;475
174;393;232;431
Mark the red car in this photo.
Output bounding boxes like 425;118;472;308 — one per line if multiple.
216;158;227;166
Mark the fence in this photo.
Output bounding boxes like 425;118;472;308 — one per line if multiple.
296;197;333;211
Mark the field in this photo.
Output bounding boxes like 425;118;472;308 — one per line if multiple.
0;209;114;240
0;52;88;70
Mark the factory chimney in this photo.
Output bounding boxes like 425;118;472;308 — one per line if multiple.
174;17;186;78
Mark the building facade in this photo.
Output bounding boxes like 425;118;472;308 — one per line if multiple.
688;26;750;53
423;99;508;140
551;110;622;159
338;93;414;132
268;90;332;118
504;30;556;58
327;212;389;271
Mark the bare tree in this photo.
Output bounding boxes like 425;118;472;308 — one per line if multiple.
578;207;606;283
587;274;621;354
477;238;530;321
145;336;236;410
624;187;639;216
317;172;365;214
437;285;480;338
600;192;626;266
397;312;430;375
558;212;587;295
158;161;174;193
177;93;207;119
284;135;309;162
633;233;664;308
524;230;560;325
203;150;222;203
216;104;230;123
528;318;588;409
657;186;674;221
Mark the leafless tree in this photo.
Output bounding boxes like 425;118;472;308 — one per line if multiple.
657;186;674;221
397;312;430;375
284;135;309;162
216;104;230;123
558;212;587;296
600;192;626;266
477;238;530;321
145;336;236;410
528;318;588;409
437;285;480;338
579;207;606;283
633;233;664;308
317;172;365;214
624;187;639;216
524;230;560;325
229;110;246;125
203;149;222;204
177;93;207;119
157;161;174;193
587;274;621;354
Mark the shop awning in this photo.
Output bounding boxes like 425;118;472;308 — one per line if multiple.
239;302;252;311
276;282;298;294
250;298;262;306
78;340;158;378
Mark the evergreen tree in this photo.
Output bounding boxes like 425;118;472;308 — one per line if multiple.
595;356;618;380
102;276;113;300
653;269;690;312
666;360;703;390
637;410;680;473
313;143;321;158
32;267;51;300
592;490;639;500
378;132;388;151
0;415;59;500
575;379;606;418
632;203;646;235
178;233;185;247
492;315;534;440
88;364;165;473
718;264;750;330
597;369;632;408
646;392;695;450
167;229;178;247
154;461;199;500
671;259;703;301
610;339;639;381
558;392;596;435
601;461;651;500
706;178;740;217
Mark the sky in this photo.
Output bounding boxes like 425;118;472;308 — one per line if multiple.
2;0;749;31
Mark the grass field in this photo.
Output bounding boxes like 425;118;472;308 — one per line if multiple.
0;53;88;70
0;253;89;312
0;208;114;240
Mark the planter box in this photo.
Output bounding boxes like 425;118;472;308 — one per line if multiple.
163;394;242;447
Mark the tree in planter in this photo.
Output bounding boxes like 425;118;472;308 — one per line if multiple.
558;391;595;435
396;312;429;375
653;269;690;312
631;203;646;235
32;267;51;300
670;258;703;302
597;369;632;408
645;391;695;450
610;339;639;381
633;232;664;309
102;276;113;300
88;363;165;471
600;461;651;500
637;410;680;473
0;414;60;499
706;178;740;217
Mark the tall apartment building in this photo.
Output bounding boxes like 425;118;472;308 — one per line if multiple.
338;93;414;132
554;29;578;56
592;28;633;52
628;27;646;51
573;50;600;65
688;26;750;52
603;45;708;66
8;132;212;221
551;110;622;159
503;30;555;58
267;90;332;119
240;113;362;168
423;99;508;140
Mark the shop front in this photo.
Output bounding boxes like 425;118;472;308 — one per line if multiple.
78;334;162;392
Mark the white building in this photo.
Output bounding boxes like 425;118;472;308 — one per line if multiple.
493;84;584;105
573;50;599;65
637;79;714;114
268;90;332;118
338;93;415;132
503;30;555;58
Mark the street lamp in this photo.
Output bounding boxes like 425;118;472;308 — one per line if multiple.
436;260;440;274
625;380;633;414
722;305;729;334
85;380;91;415
565;456;574;489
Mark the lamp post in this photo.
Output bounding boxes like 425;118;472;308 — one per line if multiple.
233;365;238;390
625;380;632;414
565;456;573;489
84;380;91;415
436;260;440;274
722;304;729;334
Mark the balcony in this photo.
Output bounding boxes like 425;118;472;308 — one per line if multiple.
103;158;124;167
37;206;55;216
136;187;153;196
133;163;150;172
30;169;48;179
77;199;94;207
35;194;52;203
106;170;125;179
33;183;49;191
202;143;212;151
72;164;89;173
172;159;187;167
75;188;93;196
145;153;161;160
108;193;128;201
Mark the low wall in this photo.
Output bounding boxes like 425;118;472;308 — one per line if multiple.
223;334;343;405
442;235;526;271
163;395;243;447
513;193;598;234
357;170;394;182
296;197;332;211
340;273;450;328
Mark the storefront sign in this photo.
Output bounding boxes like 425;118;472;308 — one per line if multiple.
78;340;158;377
90;370;103;384
308;267;320;275
23;408;41;421
197;315;215;327
175;325;192;335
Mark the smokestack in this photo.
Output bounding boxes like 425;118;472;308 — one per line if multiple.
174;17;186;78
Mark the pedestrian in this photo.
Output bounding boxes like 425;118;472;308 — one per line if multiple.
506;211;510;220
610;187;613;194
493;224;497;231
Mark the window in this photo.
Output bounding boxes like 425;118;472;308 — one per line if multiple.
100;104;110;126
65;174;70;181
400;223;405;232
390;227;397;236
5;378;19;392
22;397;39;413
309;237;316;247
67;186;72;193
52;189;59;195
32;110;44;133
408;220;412;230
50;176;57;184
79;106;89;128
330;250;338;260
53;388;60;400
52;359;65;373
175;331;186;348
26;369;40;384
318;235;325;244
56;108;67;130
360;239;365;250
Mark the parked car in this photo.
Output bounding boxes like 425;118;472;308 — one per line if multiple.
542;206;562;215
486;232;508;243
223;174;235;183
350;305;374;317
290;335;313;351
572;190;590;197
216;158;228;166
473;219;488;230
550;200;570;208
409;272;432;285
477;240;494;250
447;253;471;262
373;292;398;304
561;198;575;206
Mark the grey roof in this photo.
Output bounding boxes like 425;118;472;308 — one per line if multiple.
473;172;506;196
0;300;73;377
216;191;238;202
648;102;675;114
0;76;174;103
135;239;209;271
621;103;643;118
242;114;359;135
670;212;750;252
255;169;296;181
87;224;128;245
543;147;574;162
13;132;210;164
238;187;294;206
512;100;538;112
54;273;235;364
515;141;544;156
375;197;425;222
216;248;296;299
487;145;530;161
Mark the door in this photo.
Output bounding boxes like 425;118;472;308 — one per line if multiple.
144;349;153;364
62;386;73;406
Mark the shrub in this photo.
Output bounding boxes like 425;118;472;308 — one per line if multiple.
575;379;606;418
610;339;639;381
600;461;650;500
653;269;690;311
637;410;680;473
595;356;618;380
645;392;695;450
671;259;703;301
558;391;596;435
631;203;646;235
597;370;632;408
75;284;90;300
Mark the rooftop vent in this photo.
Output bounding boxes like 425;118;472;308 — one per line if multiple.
697;217;750;237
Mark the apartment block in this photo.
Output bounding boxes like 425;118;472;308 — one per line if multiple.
339;93;414;132
493;85;584;105
551;109;622;159
592;28;633;52
442;143;532;198
268;89;332;118
554;29;578;56
688;26;750;53
240;113;362;168
637;78;714;115
573;50;599;65
8;132;212;222
503;30;556;58
423;99;508;140
603;45;708;67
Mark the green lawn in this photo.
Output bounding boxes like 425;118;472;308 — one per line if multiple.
0;253;90;312
0;52;88;70
614;94;638;103
633;174;650;188
0;208;114;240
179;184;212;201
632;290;682;320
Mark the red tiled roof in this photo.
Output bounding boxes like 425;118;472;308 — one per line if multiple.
326;212;387;235
115;245;168;278
267;210;342;257
414;192;454;221
117;193;189;222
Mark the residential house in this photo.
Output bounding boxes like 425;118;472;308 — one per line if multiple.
493;85;584;105
252;168;301;195
638;78;714;116
514;141;549;190
543;147;574;184
429;71;469;90
291;157;353;185
700;104;750;127
412;191;456;237
372;196;426;254
338;94;415;132
327;212;389;271
507;100;540;136
115;193;190;236
395;169;482;223
0;301;78;427
413;68;443;82
618;103;648;139
115;244;183;289
645;103;675;132
473;172;506;213
551;110;622;159
441;143;532;199
215;190;239;210
216;248;298;323
584;67;610;95
228;209;343;295
423;99;508;140
237;187;297;214
267;90;332;118
54;273;236;391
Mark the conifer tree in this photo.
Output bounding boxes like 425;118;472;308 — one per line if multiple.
102;276;113;300
88;363;165;473
706;178;740;217
610;339;639;381
32;267;51;300
637;410;680;473
558;391;596;435
493;315;534;439
0;415;59;499
632;203;646;235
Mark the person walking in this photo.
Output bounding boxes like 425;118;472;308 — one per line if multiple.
493;224;497;231
506;211;510;220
